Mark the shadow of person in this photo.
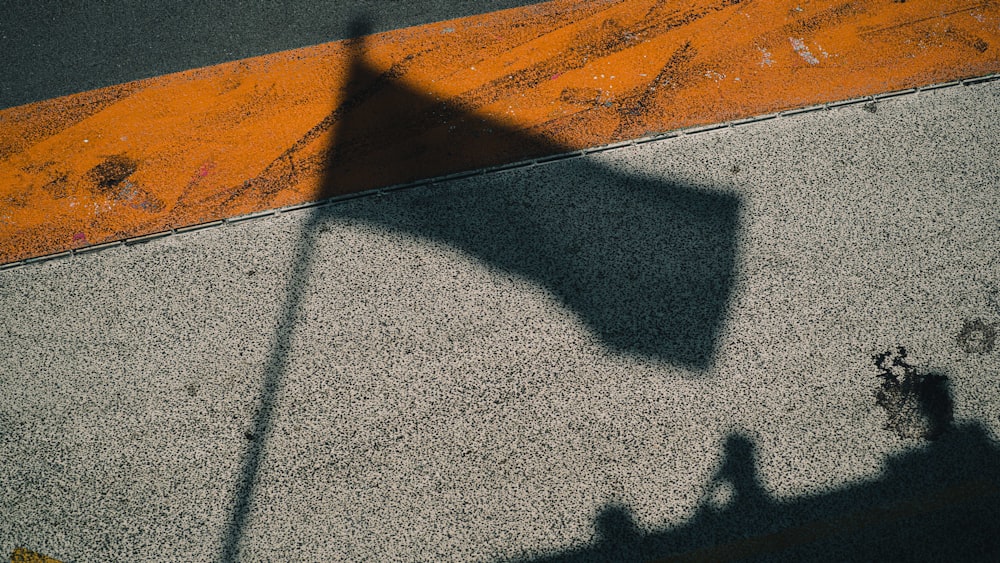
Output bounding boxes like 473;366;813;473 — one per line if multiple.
511;400;1000;562
704;434;771;513
517;503;646;563
592;503;644;560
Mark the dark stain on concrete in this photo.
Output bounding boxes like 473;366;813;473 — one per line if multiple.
873;346;953;440
957;318;997;354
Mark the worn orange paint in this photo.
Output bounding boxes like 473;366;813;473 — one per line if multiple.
9;548;62;563
1;0;998;264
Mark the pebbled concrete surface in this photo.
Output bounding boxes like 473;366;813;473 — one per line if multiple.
2;80;999;562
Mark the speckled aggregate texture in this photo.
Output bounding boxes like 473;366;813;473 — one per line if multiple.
2;81;999;562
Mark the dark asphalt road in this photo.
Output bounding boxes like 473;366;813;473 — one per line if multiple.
0;0;545;109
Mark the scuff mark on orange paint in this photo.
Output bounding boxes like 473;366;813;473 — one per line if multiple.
85;154;138;195
197;162;215;178
1;0;999;264
790;37;821;65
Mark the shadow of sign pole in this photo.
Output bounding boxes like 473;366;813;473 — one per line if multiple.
218;14;743;559
217;18;383;561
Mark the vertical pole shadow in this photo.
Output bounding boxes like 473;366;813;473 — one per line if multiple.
217;16;379;561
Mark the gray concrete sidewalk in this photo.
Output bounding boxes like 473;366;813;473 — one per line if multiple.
2;80;999;562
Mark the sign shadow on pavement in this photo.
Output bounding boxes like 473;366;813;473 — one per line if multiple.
219;14;741;560
213;14;989;562
218;13;743;557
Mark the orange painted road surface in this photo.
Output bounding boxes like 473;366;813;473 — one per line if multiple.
1;0;998;264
